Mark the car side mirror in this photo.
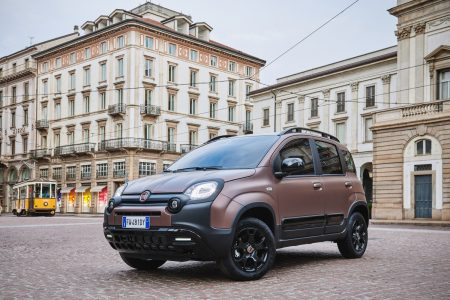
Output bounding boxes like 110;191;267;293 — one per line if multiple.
281;157;305;174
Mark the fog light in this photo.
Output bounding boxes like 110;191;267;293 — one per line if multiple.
175;237;191;242
167;198;181;213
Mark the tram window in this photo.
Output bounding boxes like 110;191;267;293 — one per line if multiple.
42;184;51;198
35;184;42;198
20;187;27;200
51;184;56;198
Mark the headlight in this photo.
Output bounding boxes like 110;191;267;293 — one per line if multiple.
114;184;127;197
184;181;218;201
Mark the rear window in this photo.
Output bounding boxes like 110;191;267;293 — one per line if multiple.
314;140;343;175
341;149;356;173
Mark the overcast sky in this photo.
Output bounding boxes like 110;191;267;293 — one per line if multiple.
0;0;397;84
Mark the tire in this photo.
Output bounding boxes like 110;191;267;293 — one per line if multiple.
337;212;368;259
119;253;166;270
49;210;56;217
218;217;276;281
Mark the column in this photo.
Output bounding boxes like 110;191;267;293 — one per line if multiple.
275;100;282;132
414;22;426;103
381;75;391;108
322;89;330;133
350;82;359;152
298;95;305;127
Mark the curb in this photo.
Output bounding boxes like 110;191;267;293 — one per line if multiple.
370;219;450;227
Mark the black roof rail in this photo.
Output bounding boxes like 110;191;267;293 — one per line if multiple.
279;127;340;143
203;135;235;145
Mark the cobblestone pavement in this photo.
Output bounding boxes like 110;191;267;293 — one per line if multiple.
0;214;449;300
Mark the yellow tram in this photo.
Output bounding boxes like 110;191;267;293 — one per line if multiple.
12;180;57;216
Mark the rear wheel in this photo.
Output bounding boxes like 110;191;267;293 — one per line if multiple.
49;210;56;217
337;212;368;258
218;217;276;281
119;253;166;270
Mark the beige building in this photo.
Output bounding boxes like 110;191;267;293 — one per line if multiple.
0;32;79;213
25;3;264;214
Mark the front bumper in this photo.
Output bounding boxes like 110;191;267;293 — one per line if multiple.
103;201;233;261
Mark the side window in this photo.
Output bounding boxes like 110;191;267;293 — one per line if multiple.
279;138;315;176
341;149;356;173
314;140;343;175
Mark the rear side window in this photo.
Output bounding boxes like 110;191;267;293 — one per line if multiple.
341;149;356;173
314;140;343;175
279;138;315;176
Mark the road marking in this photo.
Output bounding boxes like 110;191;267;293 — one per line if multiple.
0;222;102;229
371;227;450;234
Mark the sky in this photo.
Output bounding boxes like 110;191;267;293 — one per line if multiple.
0;0;398;84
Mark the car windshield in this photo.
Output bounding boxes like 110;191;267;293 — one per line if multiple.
167;135;279;171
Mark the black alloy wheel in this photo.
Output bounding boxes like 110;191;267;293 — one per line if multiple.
337;212;368;258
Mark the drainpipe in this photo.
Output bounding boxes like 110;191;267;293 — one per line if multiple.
271;90;277;133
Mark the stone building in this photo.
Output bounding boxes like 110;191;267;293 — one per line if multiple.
20;3;264;214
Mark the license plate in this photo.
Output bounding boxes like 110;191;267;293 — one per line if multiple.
122;216;150;229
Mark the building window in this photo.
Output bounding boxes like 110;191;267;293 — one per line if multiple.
55;77;61;93
168;43;177;56
115;123;123;139
287;103;294;122
10;138;15;155
96;163;108;178
190;49;198;62
364;117;373;142
99;92;106;109
143;123;152;140
100;62;107;81
54;133;60;147
144;58;152;77
245;66;253;77
42;62;49;72
24;82;29;99
67;132;74;145
228;106;236;122
11;111;16;128
68;100;75;116
228;80;236;97
168;94;175;111
40;168;49;179
189;130;198;146
113;162;126;178
167;127;175;149
99;126;106;142
168;64;176;82
190;70;197;87
209;102;217;119
311;98;318;117
209;75;217;92
366;85;375;107
245;84;252;99
117;58;124;77
100;41;108;54
263;108;270;126
66;166;76;180
144;36;154;49
83;96;90;113
228;61;236;72
83;68;91;86
337;92;345;113
335;122;346;144
69;52;76;64
117;88;123;105
416;139;432;156
54;102;61;119
139;162;156;177
144;89;152;106
163;163;171;171
42;80;48;96
210;55;217;67
12;86;16;103
117;35;125;48
0;91;3;106
23;109;28;126
438;69;450;100
83;129;89;143
22;136;28;154
55;57;62;68
81;165;91;179
52;167;62;180
69;72;76;90
84;47;91;59
189;98;197;115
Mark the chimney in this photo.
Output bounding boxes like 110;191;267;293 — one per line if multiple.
74;25;79;33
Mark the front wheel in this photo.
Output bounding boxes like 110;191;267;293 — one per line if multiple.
218;218;276;281
119;253;166;270
337;212;368;258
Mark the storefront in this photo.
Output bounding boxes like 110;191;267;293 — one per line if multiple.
61;187;76;213
75;186;91;213
91;185;108;213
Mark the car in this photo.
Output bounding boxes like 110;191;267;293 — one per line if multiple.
103;127;369;280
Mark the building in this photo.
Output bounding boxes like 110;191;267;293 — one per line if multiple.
0;32;79;213
249;0;449;220
12;3;264;214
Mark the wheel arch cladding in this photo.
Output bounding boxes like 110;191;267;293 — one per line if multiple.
350;202;369;227
238;205;276;233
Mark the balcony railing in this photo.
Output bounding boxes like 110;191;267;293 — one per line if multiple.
52;174;62;180
0;62;37;84
140;105;161;116
81;173;92;180
165;143;177;152
108;104;126;115
30;148;51;158
98;138;167;152
113;170;126;178
243;122;254;134
54;143;95;156
35;120;49;130
402;101;444;118
66;173;76;181
180;144;197;154
96;172;108;179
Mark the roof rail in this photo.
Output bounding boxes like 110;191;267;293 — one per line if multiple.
279;127;340;142
203;135;235;145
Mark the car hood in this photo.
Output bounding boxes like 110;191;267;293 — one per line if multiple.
122;169;256;194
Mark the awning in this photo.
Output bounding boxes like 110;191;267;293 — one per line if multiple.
75;186;90;193
60;187;75;194
91;185;106;193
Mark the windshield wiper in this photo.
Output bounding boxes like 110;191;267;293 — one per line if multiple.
171;166;223;173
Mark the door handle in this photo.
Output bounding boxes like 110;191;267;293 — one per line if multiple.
345;181;353;188
313;182;322;190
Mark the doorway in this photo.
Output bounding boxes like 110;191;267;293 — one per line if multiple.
414;175;432;218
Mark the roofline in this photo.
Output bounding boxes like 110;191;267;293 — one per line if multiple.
0;32;79;62
32;19;265;65
161;15;193;24
249;49;397;96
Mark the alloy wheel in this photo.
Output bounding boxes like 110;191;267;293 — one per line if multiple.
232;227;269;272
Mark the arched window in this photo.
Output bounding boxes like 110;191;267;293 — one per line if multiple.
416;139;432;156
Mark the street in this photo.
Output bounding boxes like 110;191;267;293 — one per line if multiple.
0;215;449;300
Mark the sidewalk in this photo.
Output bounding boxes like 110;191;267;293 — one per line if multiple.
370;219;450;227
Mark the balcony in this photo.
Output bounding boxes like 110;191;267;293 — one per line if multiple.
113;170;126;178
96;172;108;179
35;120;49;130
401;101;443;118
54;143;95;156
180;144;197;154
243;122;254;134
108;104;126;116
99;138;167;152
0;62;37;84
30;148;51;159
140;105;161;116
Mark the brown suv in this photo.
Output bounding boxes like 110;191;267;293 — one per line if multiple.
104;128;368;280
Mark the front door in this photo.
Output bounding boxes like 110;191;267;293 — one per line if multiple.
274;138;324;239
415;175;432;218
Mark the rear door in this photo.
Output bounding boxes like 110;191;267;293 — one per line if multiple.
313;140;351;234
